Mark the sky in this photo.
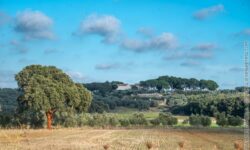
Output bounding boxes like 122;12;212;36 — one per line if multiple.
0;0;249;89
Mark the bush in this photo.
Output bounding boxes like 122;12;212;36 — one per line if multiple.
158;113;178;126
189;114;201;126
228;115;243;126
77;113;91;126
216;113;228;126
129;113;148;125
200;116;211;127
88;113;109;127
0;114;12;128
119;119;130;127
109;116;119;127
150;118;161;126
189;115;211;127
54;111;77;127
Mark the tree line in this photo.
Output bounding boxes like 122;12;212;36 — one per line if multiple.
170;93;246;118
140;76;219;91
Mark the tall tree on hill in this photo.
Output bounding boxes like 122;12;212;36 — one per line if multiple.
15;65;92;129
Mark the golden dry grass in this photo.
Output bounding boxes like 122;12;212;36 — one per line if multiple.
0;128;245;150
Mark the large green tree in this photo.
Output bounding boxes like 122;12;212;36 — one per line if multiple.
15;65;92;129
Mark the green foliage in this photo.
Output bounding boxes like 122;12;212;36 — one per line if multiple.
200;116;211;127
140;76;218;90
227;115;243;126
54;111;78;127
77;113;91;126
189;115;211;127
85;113;119;127
0;88;19;114
150;118;161;126
166;94;187;107
84;81;122;96
172;93;246;118
15;65;92;118
158;113;178;126
88;113;109;127
0;114;12;128
89;92;151;113
119;119;130;127
15;65;92;114
109;116;119;127
215;112;228;126
129;113;148;125
189;115;201;126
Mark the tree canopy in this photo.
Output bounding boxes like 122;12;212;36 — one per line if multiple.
140;76;218;90
15;65;92;129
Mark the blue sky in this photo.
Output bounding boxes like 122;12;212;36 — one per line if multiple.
0;0;249;89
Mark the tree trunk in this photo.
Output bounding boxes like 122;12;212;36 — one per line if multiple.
46;111;53;130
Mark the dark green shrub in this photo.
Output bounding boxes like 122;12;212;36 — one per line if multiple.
189;115;211;127
150;118;161;126
89;114;109;127
109;116;119;127
0;114;12;128
189;114;201;126
77;113;91;126
201;116;211;127
129;113;148;125
158;113;178;126
216;113;228;126
228;115;243;126
54;111;77;127
119;119;130;127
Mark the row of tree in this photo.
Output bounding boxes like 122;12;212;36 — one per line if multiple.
140;76;218;91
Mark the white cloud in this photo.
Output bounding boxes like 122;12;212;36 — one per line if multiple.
66;71;86;82
121;32;177;52
75;14;121;43
95;63;119;70
14;10;55;40
193;4;224;20
191;43;216;51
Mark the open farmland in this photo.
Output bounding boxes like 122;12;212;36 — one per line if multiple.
0;128;244;150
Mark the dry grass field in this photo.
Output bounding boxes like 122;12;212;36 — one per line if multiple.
0;128;245;150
